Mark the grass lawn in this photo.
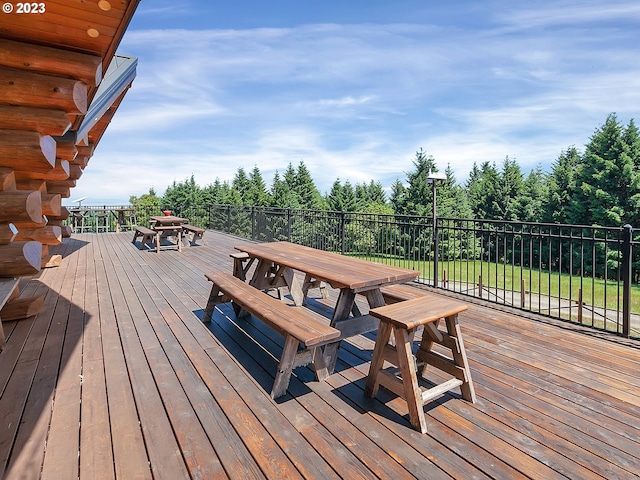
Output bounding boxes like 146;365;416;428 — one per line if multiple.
351;254;640;314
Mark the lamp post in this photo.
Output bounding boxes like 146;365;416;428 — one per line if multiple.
427;170;446;287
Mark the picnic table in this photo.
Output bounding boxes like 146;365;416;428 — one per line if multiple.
112;207;136;232
150;215;188;252
234;241;420;372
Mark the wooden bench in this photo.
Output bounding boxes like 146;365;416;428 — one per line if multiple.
379;283;432;304
365;296;476;434
203;272;341;399
182;224;205;245
132;226;157;250
230;251;255;281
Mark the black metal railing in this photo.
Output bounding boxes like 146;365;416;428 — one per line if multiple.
205;205;639;339
66;203;639;339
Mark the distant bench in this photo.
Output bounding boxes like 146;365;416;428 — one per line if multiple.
181;224;205;246
132;226;157;250
203;272;341;399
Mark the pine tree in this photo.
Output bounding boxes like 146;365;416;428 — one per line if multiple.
569;113;639;226
438;164;471;219
162;175;201;213
519;166;547;222
271;171;299;208
246;165;270;206
293;161;325;210
543;146;580;223
341;180;357;212
232;167;251;205
466;161;500;219
402;148;438;217
389;178;406;214
365;180;387;206
201;178;223;205
326;179;345;211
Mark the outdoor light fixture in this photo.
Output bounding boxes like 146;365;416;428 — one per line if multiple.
426;170;446;222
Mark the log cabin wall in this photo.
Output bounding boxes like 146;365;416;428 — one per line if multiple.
0;1;141;277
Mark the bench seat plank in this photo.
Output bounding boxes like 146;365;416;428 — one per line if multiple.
205;273;339;347
379;283;433;304
182;224;205;246
132;226;157;250
203;272;340;398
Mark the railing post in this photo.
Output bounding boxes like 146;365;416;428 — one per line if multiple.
622;224;632;337
226;205;231;233
433;217;439;288
340;211;346;255
251;206;256;240
287;208;292;241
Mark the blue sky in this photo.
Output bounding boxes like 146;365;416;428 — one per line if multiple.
72;0;640;205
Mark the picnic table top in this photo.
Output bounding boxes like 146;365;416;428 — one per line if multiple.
235;241;420;291
150;215;188;226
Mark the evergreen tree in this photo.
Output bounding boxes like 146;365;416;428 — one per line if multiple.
354;183;368;211
326;179;345;211
569;113;640;226
283;163;297;191
201;178;224;205
232;167;251;205
621;119;640;227
246;165;270;206
162;175;201;213
543;146;580;223
439;164;471;219
498;156;525;221
341;180;357;212
624;118;640;169
466;161;500;219
365;180;387;206
389;178;406;214
401;148;438;217
270;171;299;208
293;161;325;210
519;166;547;222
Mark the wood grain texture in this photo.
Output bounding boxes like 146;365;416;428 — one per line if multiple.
0;231;637;480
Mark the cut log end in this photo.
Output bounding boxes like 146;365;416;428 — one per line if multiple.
73;81;88;114
0;241;42;277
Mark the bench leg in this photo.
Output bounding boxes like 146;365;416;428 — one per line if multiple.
203;285;221;322
394;326;428;434
364;321;393;398
271;335;299;399
443;315;476;403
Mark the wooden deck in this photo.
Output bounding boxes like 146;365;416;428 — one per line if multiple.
1;231;640;479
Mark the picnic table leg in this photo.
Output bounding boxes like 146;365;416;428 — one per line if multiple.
311;346;330;381
282;268;304;306
323;288;357;374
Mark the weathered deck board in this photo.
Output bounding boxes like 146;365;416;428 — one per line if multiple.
0;230;639;479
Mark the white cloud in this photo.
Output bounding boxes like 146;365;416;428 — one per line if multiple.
78;2;640;204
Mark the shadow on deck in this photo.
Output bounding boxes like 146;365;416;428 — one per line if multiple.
1;231;639;479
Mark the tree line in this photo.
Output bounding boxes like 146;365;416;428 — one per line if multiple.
130;113;640;228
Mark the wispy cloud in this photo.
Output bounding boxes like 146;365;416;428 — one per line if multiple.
74;1;640;204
